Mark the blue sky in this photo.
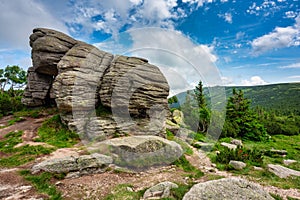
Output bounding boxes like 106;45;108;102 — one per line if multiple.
0;0;299;89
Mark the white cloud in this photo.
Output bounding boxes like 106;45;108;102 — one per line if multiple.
288;75;300;79
221;76;235;86
0;0;68;50
241;76;268;86
218;12;233;24
279;62;300;69
285;11;297;18
224;13;233;23
251;15;300;54
95;28;222;95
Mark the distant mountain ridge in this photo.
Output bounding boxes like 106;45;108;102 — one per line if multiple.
172;82;300;115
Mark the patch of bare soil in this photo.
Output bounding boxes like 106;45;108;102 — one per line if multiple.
0;117;46;140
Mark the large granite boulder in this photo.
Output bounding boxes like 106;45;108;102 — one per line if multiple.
183;177;274;200
88;135;183;170
22;28;170;140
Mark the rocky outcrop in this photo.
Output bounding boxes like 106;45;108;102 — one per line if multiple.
143;181;178;199
22;28;170;140
267;164;300;178
183;177;274;200
89;136;183;170
31;153;112;177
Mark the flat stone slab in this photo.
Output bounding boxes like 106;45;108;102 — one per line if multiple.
221;142;237;150
268;164;300;178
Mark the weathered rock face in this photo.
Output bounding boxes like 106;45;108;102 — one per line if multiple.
22;28;170;139
31;153;113;178
183;177;274;200
89;136;183;170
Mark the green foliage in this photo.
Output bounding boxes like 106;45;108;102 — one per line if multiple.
270;193;283;200
215;146;264;167
20;170;63;200
168;95;179;104
0;91;25;116
222;89;269;141
166;184;193;200
35;115;79;148
0;65;26;92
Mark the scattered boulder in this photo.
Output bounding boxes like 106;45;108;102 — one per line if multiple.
253;166;264;171
283;159;297;166
31;153;112;177
267;164;300;178
230;139;243;146
229;160;246;170
183;177;274;200
143;181;178;199
88;136;183;170
221;142;237;150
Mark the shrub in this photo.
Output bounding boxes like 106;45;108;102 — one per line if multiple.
215;146;264;166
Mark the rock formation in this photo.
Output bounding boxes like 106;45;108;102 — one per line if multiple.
22;28;170;140
183;177;274;200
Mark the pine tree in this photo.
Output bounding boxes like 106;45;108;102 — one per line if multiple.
222;88;268;141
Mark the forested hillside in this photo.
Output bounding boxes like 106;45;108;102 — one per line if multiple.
173;82;300;115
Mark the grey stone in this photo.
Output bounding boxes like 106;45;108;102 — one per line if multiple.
283;159;297;165
269;149;287;156
183;177;274;200
229;160;247;170
230;139;243;146
267;164;300;178
88;136;183;170
221;142;237;150
143;181;178;199
31;153;112;176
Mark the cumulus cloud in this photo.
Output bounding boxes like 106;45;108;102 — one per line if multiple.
95;28;221;96
251;15;300;54
241;76;268;86
279;62;300;69
0;0;68;50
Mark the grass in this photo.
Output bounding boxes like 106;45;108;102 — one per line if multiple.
0;114;79;167
172;156;204;179
19;170;63;200
34;115;80;148
103;184;143;200
8;116;25;125
0;131;54;167
209;135;300;190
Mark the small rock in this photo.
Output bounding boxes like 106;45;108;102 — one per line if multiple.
229;160;247;170
269;149;287;156
143;181;178;199
283;159;297;166
253;166;264;171
221;142;237;150
268;164;300;178
230;139;243;146
126;187;134;192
